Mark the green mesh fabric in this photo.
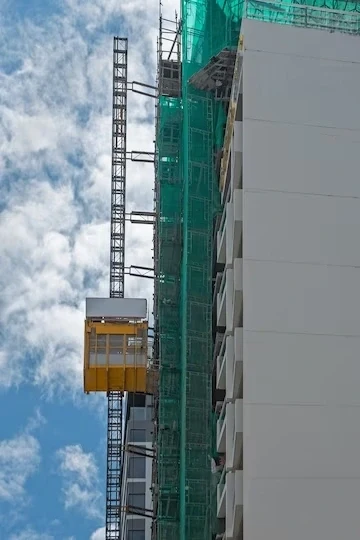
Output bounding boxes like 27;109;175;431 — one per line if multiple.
157;96;182;533
156;1;360;539
180;1;230;539
184;0;243;72
178;0;244;537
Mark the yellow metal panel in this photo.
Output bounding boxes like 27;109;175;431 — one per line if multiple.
85;321;148;335
84;325;90;369
84;366;147;393
83;318;149;393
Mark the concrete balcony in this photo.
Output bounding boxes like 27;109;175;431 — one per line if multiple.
218;268;234;331
217;400;226;453
217;269;226;328
217;468;226;519
217;225;226;265
213;327;225;360
233;400;243;470
226;328;243;401
226;470;243;540
225;270;234;335
213;271;223;320
233;189;242;259
225;335;234;400
233;258;243;329
217;201;231;266
226;190;242;266
231;121;243;192
226;399;243;471
217;353;226;390
225;202;234;268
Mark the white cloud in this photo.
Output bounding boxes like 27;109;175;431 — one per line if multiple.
0;411;44;503
0;435;40;502
56;444;103;520
0;0;173;396
90;526;105;540
57;443;98;485
9;528;54;540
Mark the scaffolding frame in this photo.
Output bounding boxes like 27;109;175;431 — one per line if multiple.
155;0;243;538
153;1;360;539
179;1;243;538
153;8;183;540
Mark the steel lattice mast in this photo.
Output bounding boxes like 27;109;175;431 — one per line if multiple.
106;36;128;540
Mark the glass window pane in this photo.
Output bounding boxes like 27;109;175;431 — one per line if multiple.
97;353;106;365
109;335;124;348
108;352;124;365
129;429;146;442
132;407;146;420
97;335;106;349
127;493;145;509
127;532;145;540
127;482;145;495
108;334;124;365
128;456;146;478
126;518;145;531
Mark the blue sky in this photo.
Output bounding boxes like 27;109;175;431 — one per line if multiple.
0;0;174;538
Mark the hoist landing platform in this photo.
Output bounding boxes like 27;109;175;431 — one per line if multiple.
83;297;154;394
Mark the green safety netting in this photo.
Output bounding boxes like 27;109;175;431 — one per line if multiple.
179;1;242;538
156;0;360;539
245;0;360;32
157;96;182;536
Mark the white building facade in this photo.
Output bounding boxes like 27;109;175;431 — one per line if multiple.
215;6;360;539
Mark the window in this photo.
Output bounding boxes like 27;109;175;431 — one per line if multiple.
128;456;146;478
128;482;145;495
127;493;145;509
129;429;146;443
109;334;124;365
126;518;145;530
126;518;145;540
127;532;145;540
131;407;146;420
130;406;152;422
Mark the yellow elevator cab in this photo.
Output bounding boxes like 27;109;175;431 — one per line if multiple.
83;297;150;394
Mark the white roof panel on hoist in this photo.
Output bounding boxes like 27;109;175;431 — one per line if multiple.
85;297;147;319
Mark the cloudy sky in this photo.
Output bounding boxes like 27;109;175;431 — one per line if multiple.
0;0;175;537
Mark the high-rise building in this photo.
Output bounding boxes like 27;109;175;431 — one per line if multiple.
212;4;360;539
